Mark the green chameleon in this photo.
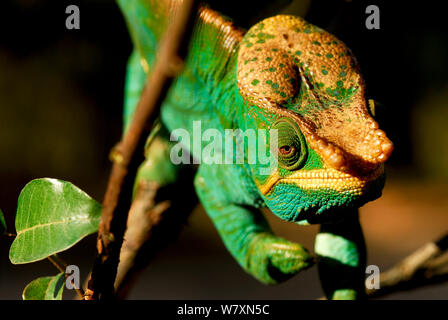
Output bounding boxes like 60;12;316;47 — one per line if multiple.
117;0;394;299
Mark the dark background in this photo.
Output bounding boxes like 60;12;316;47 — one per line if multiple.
0;0;447;299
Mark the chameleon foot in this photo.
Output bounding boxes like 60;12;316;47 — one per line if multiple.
247;232;314;284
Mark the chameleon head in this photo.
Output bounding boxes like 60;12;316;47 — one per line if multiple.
237;15;394;224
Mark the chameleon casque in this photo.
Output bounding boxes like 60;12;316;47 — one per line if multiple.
117;0;394;299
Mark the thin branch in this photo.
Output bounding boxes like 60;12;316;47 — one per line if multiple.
85;0;200;300
367;232;448;298
113;181;169;290
114;180;170;297
114;161;197;299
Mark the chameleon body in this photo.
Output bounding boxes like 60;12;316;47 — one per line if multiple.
117;0;393;299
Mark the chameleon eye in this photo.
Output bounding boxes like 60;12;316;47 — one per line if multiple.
279;145;294;155
272;118;307;170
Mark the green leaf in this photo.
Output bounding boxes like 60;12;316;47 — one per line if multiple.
10;178;102;264
22;273;65;300
0;208;6;235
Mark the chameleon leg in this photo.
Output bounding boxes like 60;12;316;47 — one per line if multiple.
122;50;147;132
194;164;314;285
314;209;367;300
115;124;197;297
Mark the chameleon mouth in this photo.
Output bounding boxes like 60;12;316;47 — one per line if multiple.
259;165;384;196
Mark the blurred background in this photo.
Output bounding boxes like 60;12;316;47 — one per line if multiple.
0;0;447;299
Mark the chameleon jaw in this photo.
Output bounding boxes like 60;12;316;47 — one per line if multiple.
258;165;385;196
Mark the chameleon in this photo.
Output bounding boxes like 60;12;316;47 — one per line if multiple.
116;0;394;299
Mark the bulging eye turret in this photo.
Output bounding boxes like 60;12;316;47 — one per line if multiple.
272;118;307;170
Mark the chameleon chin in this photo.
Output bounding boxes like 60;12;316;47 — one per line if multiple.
119;0;394;299
260;164;387;225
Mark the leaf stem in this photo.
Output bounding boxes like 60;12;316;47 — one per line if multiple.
3;233;16;237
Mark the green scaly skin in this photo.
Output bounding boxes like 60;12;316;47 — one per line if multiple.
117;0;393;299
